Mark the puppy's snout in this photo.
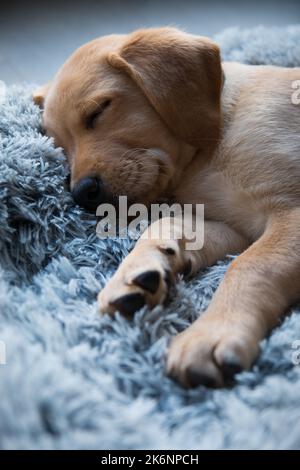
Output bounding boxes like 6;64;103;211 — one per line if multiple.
71;176;107;210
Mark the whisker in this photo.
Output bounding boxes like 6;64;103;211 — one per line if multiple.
119;148;148;160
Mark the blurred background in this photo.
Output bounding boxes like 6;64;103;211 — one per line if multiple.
1;0;299;84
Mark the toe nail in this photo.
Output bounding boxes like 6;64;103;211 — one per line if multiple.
111;292;145;316
133;270;161;294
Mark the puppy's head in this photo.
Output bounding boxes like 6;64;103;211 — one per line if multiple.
33;28;222;210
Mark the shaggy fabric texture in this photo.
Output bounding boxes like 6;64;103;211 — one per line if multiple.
1;25;300;450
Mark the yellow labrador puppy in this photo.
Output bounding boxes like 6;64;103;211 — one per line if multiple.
34;28;300;388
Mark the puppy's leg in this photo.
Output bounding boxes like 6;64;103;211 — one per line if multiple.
167;209;300;388
98;216;247;316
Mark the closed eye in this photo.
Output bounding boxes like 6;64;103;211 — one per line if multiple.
85;99;112;130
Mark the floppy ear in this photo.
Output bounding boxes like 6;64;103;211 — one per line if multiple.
108;28;223;151
32;82;51;107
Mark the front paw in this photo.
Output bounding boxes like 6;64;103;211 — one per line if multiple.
98;241;186;317
166;316;260;388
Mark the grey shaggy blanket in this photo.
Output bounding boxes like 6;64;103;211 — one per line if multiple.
1;26;300;450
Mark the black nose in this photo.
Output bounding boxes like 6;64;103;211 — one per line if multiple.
71;176;107;210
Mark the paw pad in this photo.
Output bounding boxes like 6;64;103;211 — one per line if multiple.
219;357;243;382
133;270;161;294
185;367;219;388
111;292;145;316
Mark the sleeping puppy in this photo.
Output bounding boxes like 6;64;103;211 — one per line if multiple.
33;28;300;388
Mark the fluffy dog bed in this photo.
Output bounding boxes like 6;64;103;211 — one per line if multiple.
1;26;300;450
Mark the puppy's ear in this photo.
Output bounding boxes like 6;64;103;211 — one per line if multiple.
32;83;51;108
108;28;223;151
